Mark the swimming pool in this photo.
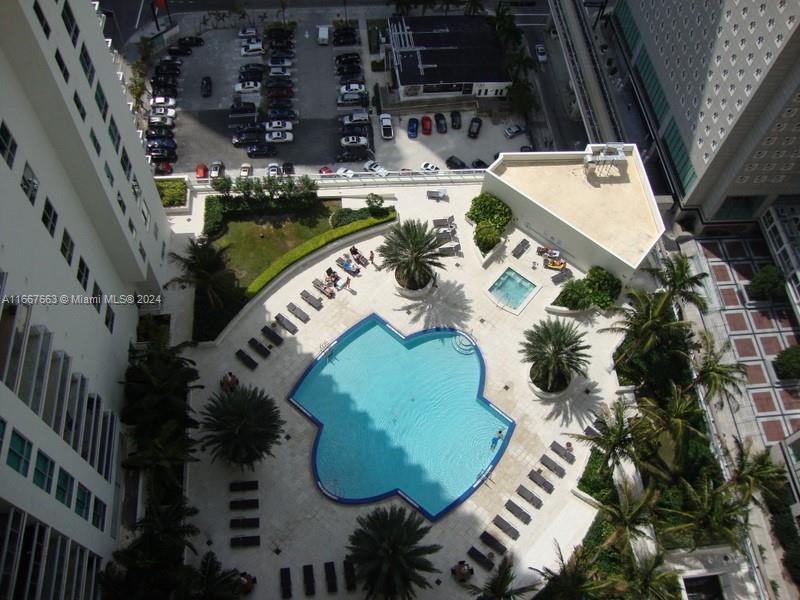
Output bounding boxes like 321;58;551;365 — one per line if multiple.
489;267;537;310
289;314;514;520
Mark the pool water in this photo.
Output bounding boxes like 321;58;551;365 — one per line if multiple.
289;315;513;520
489;267;537;309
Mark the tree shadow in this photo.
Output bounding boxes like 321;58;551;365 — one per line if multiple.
394;278;474;331
538;377;604;428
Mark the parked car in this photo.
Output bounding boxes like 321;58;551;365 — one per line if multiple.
239;70;264;83
340;83;366;95
334;26;357;37
520;145;534;152
201;76;212;97
267;57;293;68
266;27;293;41
240;36;261;48
241;45;265;57
420;162;439;173
336;62;362;76
282;162;295;175
147;148;177;162
231;131;261;147
178;36;204;47
339;74;365;86
336;150;368;162
146;138;177;150
246;143;277;158
341;136;368;147
267;98;293;109
240;62;266;73
434;113;447;134
342;125;369;137
148;116;174;128
451;110;462;129
238;27;257;38
471;159;489;168
151;75;178;88
153;85;178;99
445;155;467;169
234;81;261;94
229;102;257;114
421;115;432;135
504;125;524;138
535;44;547;63
342;111;369;125
269;39;294;51
150;106;176;118
265;131;294;143
265;79;293;89
167;45;191;56
407;117;419;138
159;57;182;67
145;127;174;139
270;49;296;59
336;168;355;178
266;108;299;121
268;163;282;177
154;163;173;175
269;67;292;77
467;116;483;139
150;96;176;107
155;64;180;76
209;160;224;178
335;52;361;64
336;92;366;107
319;166;333;174
267;88;294;98
364;160;389;177
239;163;252;178
263;120;293;131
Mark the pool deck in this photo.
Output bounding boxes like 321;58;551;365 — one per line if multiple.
178;182;623;598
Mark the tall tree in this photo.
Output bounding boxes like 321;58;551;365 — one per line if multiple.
123;421;198;492
347;505;441;599
466;555;538;599
531;543;605;599
597;480;658;554
168;238;237;310
414;0;437;14
645;253;710;314
601;552;681;600
439;0;461;15
639;384;707;464
388;0;413;15
689;331;747;409
507;78;539;116
463;0;484;15
569;400;644;475
377;219;446;290
505;47;537;80
728;436;787;508
188;551;243;600
519;318;591;393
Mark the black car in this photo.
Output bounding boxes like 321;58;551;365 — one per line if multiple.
451;110;462;129
434;113;447;134
229;102;257;114
336;63;362;76
145;127;174;139
334;26;357;37
336;150;368;162
467;116;482;139
200;76;212;97
266;27;293;40
151;75;178;88
342;125;369;137
167;45;192;56
267;98;293;109
266;88;294;98
471;159;489;168
246;143;278;158
282;162;295;175
520;145;535;152
239;63;266;74
267;108;298;121
265;79;293;89
146;148;177;162
339;75;365;86
333;35;359;46
269;39;294;50
155;65;180;76
335;52;361;65
147;137;177;150
178;36;204;47
239;71;264;83
153;86;178;99
159;57;182;67
445;155;467;169
269;49;296;59
231;132;261;147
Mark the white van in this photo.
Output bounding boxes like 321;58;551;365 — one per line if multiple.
317;25;330;45
341;110;370;125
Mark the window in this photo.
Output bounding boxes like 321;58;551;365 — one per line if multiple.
61;1;79;46
60;230;74;264
54;49;69;83
104;162;114;187
72;91;86;120
56;468;74;506
20;162;39;204
92;498;106;531
0;419;5;447
76;258;89;290
33;451;55;492
79;43;94;84
120;149;131;180
0;122;17;168
141;202;151;230
128;219;136;238
116;192;126;214
104;306;115;333
131;175;141;200
6;430;32;476
108;118;120;152
89;129;101;155
75;484;90;519
94;84;108;120
33;1;50;37
41;199;58;236
138;242;146;261
91;282;102;313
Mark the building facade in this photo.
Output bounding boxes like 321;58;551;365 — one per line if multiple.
770;428;800;529
0;0;171;597
613;0;800;226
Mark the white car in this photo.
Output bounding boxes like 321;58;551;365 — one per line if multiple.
265;131;294;143
234;81;261;94
267;163;282;177
364;160;389;177
340;83;366;95
149;96;176;108
420;162;439;173
240;36;261;47
535;44;547;63
342;111;369;126
238;27;257;38
267;57;293;68
210;160;224;178
379;113;394;140
504;125;523;139
269;67;292;77
239;163;252;178
150;106;176;118
241;45;265;57
336;168;355;178
340;136;368;147
148;116;174;128
263;120;293;132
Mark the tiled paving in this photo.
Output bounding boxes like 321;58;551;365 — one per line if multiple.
696;236;800;444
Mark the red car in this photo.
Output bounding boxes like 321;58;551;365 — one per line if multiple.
154;163;173;175
421;115;432;135
318;166;333;174
266;88;294;98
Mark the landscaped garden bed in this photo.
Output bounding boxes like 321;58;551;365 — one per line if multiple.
155;177;188;208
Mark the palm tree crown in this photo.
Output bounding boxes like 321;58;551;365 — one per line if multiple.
188;551;242;600
200;385;286;470
597;479;658;554
519;318;591;392
690;331;747;409
377;219;446;290
729;436;787;507
602;552;681;600
347;505;441;599
466;555;538;600
570;400;645;474
168;238;235;309
646;253;709;313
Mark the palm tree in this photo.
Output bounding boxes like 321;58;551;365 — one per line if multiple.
200;385;286;471
439;0;460;15
689;331;747;409
602;552;681;600
506;78;539;116
347;505;441;599
597;479;658;554
569;400;644;474
123;421;198;491
377;219;446;290
505;48;537;80
645;253;709;314
414;0;437;14
519;318;590;393
388;0;413;15
188;551;242;600
168;238;236;310
531;543;605;599
728;436;787;508
463;0;483;15
639;384;707;458
466;555;538;599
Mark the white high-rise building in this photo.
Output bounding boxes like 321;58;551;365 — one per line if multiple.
0;0;171;596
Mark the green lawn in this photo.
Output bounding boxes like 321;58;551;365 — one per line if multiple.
213;200;340;288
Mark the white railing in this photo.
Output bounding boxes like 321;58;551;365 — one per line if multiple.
315;170;485;187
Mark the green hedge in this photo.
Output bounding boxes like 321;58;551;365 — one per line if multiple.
577;449;617;505
244;209;396;297
553;266;621;310
474;222;501;254
155;178;187;207
330;207;389;228
466;192;512;231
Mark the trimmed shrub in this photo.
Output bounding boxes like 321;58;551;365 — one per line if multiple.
474;222;501;254
747;265;787;302
764;483;800;584
155;178;187;207
466;192;513;231
370;58;385;71
553;266;621;310
577;449;616;504
774;345;800;380
553;279;592;310
330;206;390;228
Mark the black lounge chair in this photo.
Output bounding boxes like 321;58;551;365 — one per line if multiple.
313;279;335;299
229;480;258;492
516;485;543;509
336;256;360;275
350;247;369;267
440;244;461;257
275;313;298;334
280;567;292;599
288;302;310;323
303;564;315;596
261;325;284;346
584;425;600;438
301;290;323;310
551;268;574;285
550;441;576;464
324;562;337;593
230;517;260;529
230;535;260;547
468;546;495;571
492;515;520;540
235;349;258;370
343;559;357;591
230;498;259;510
248;337;271;358
479;531;507;555
511;239;530;258
528;469;554;494
541;454;566;478
505;499;531;524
